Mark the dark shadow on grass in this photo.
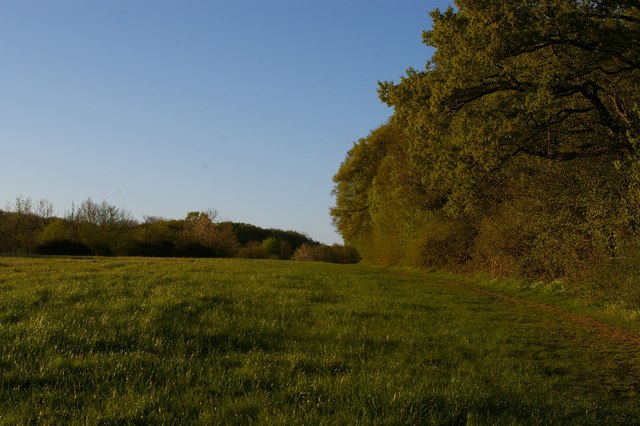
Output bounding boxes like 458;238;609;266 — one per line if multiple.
45;331;140;355
347;337;401;360
152;301;285;355
350;310;403;320
186;328;286;356
32;289;52;308
402;302;439;312
2;375;60;392
292;359;351;376
0;307;28;324
306;293;342;304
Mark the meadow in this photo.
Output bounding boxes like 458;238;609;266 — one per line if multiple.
1;257;640;424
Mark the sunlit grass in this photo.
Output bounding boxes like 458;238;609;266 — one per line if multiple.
0;257;639;423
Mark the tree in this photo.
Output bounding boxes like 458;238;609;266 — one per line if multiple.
333;0;640;277
2;196;40;254
178;210;239;257
75;198;132;227
379;0;639;207
260;237;293;259
331;123;399;250
34;199;55;221
72;198;135;255
126;216;177;257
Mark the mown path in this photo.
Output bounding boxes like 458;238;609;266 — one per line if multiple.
450;280;640;348
445;276;640;421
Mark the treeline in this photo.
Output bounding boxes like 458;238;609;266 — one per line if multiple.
0;196;359;263
332;1;640;280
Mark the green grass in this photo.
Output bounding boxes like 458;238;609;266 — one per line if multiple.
1;257;640;424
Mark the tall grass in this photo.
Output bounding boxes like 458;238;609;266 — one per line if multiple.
0;257;639;424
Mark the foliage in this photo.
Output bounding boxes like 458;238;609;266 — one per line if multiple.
127;217;178;257
292;243;333;262
229;222;314;251
177;211;239;258
292;243;360;264
332;0;640;279
0;196;50;255
235;240;269;259
0;197;356;263
35;239;92;256
260;237;292;259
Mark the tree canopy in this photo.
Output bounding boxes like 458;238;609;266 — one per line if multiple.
333;0;640;278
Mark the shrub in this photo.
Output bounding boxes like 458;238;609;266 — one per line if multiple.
260;238;293;260
125;241;176;257
178;212;239;258
178;242;215;258
292;244;326;262
292;243;360;264
36;239;92;256
235;241;269;259
330;244;361;264
410;213;476;271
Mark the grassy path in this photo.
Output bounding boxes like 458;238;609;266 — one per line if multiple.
449;279;640;348
0;257;639;424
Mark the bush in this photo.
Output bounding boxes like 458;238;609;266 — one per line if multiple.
36;239;92;256
125;241;176;257
177;243;215;258
292;243;360;264
292;244;330;262
410;213;475;271
570;245;640;309
260;237;293;260
178;212;239;258
235;241;268;259
469;191;620;280
329;244;361;264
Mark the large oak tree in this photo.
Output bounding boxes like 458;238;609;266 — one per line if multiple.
333;0;640;277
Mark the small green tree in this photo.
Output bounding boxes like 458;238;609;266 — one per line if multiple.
261;237;280;259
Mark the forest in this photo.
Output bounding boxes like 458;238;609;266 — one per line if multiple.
332;0;640;281
0;196;359;263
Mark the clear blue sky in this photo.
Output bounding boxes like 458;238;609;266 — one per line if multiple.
1;0;451;244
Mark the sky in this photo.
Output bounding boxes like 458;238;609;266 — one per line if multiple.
0;0;451;244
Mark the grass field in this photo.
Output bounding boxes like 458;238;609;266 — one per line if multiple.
1;257;640;424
